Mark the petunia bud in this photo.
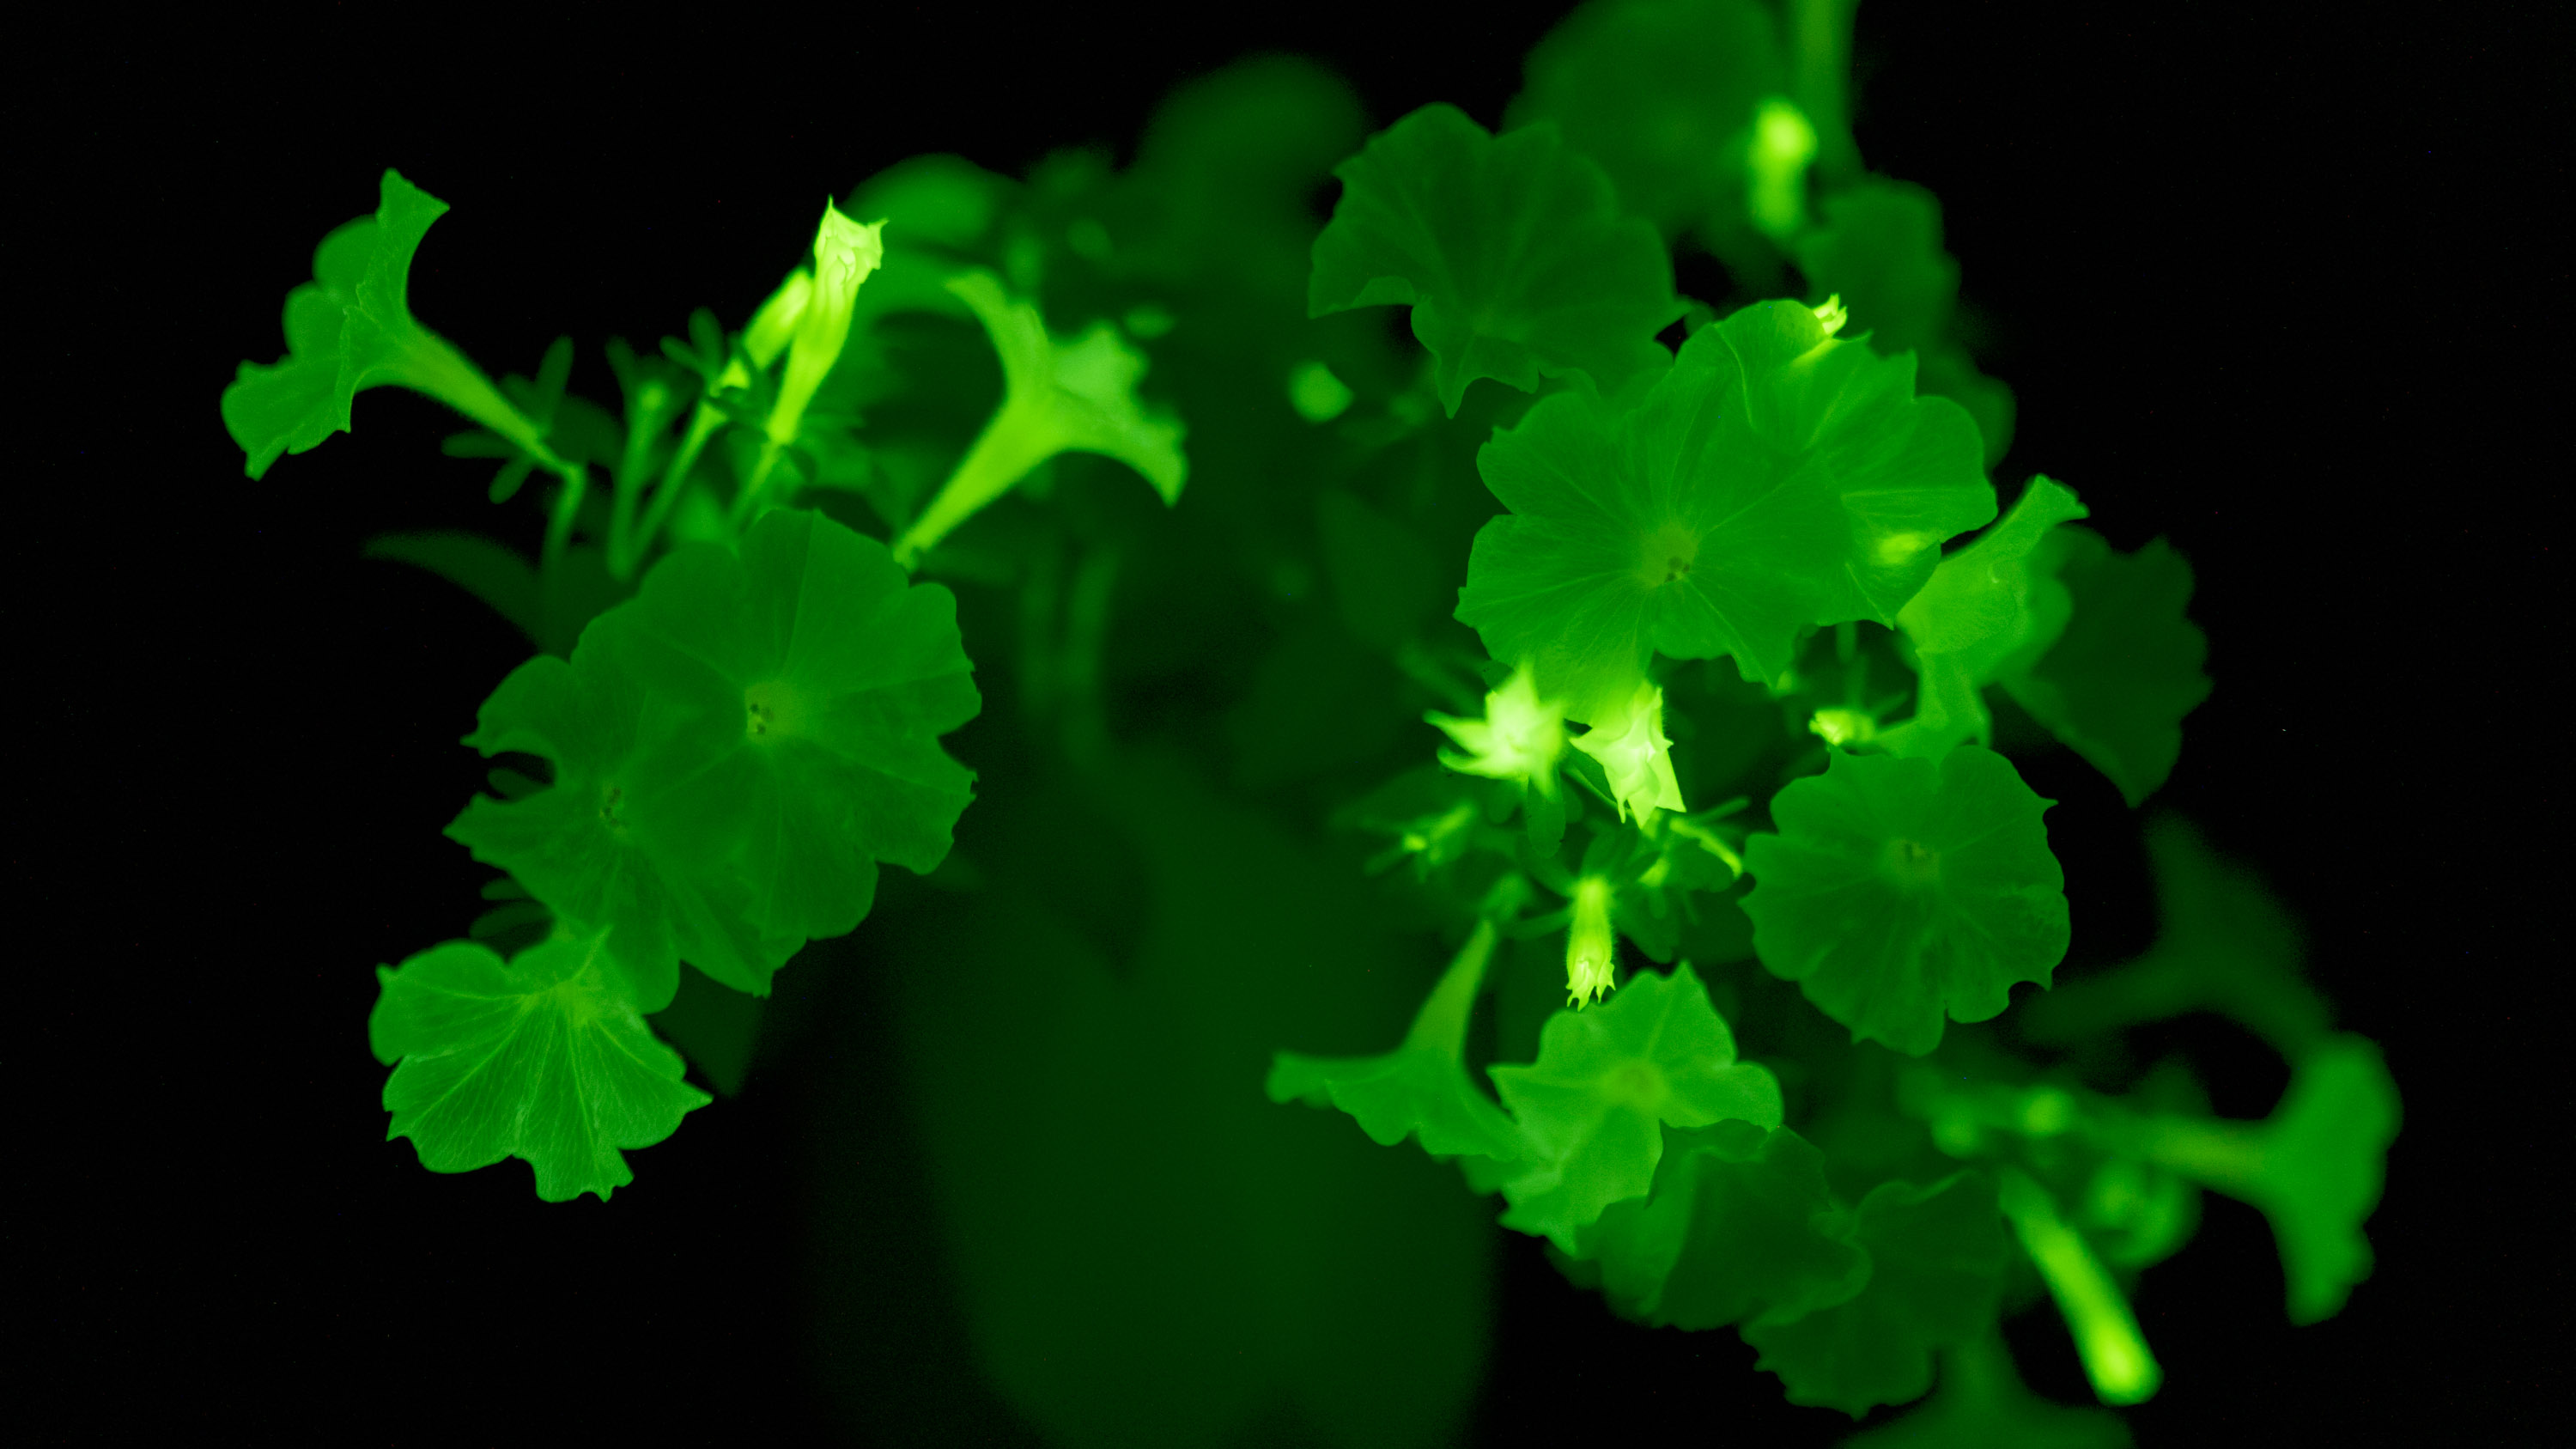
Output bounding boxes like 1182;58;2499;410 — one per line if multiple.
767;203;884;447
1565;875;1618;1007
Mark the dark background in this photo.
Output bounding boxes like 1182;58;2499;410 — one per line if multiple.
16;1;2559;1442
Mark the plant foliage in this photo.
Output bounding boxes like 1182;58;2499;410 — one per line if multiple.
228;3;2386;1438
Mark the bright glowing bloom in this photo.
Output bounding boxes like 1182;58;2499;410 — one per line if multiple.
769;203;886;447
1571;680;1685;823
1747;95;1820;239
1428;662;1569;795
1565;875;1618;1007
1808;705;1876;747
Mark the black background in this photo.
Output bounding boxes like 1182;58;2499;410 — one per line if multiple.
17;1;2560;1442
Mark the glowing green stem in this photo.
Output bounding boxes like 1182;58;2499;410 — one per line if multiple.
1406;918;1499;1058
391;328;586;570
729;439;788;528
628;400;728;566
2129;1114;2267;1197
1998;1168;2161;1405
540;459;587;573
605;377;677;580
1789;0;1861;186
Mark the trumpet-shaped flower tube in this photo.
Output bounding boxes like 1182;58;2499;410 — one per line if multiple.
767;204;884;450
892;271;1187;567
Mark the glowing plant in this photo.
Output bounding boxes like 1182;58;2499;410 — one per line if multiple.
227;1;2394;1440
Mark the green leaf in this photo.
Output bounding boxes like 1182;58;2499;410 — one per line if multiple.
1309;102;1681;416
223;170;448;479
1456;298;1992;717
1743;1170;2008;1416
1267;921;1531;1174
1581;1119;1869;1330
1879;476;2089;759
368;935;712;1202
447;508;980;1000
1741;746;2069;1056
1999;528;2210;806
1488;962;1783;1251
361;531;543;646
1504;0;1789;240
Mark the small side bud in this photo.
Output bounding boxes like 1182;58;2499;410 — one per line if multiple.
1565;876;1618;1007
1808;706;1876;747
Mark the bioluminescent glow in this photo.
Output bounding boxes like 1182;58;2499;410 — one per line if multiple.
230;3;2387;1439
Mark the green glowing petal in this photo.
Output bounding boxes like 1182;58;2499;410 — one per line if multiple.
445;637;783;1014
1741;746;2069;1056
1267;922;1532;1175
1581;1119;1870;1331
2139;1035;2399;1324
1742;1170;2008;1417
611;509;981;950
2257;1038;2401;1324
1308;102;1682;415
1457;298;1992;715
1846;1329;2136;1449
2000;528;2211;807
1880;477;2089;759
1504;0;1789;239
222;171;447;478
893;272;1188;564
1795;176;2018;465
1488;963;1783;1251
1898;477;2090;661
1795;179;1957;360
449;509;979;998
368;935;711;1202
2019;814;2328;1055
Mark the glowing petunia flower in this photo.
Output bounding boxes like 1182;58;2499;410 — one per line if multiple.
1571;679;1686;823
1428;662;1569;795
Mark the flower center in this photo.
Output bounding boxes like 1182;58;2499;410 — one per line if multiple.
1641;520;1698;587
1883;837;1942;890
745;679;803;741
